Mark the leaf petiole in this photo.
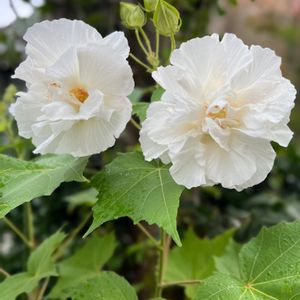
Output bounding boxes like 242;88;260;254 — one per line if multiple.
130;117;142;130
136;222;161;249
3;217;34;249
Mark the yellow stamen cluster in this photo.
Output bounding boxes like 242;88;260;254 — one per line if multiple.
70;87;89;103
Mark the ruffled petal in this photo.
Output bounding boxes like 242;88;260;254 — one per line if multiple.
23;19;102;69
77;44;134;96
221;33;252;78
170;36;228;93
103;31;130;59
234;138;275;191
204;134;257;189
9;84;49;138
169;138;207;189
139;130;169;161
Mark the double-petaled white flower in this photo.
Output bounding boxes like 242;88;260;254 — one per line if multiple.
140;33;296;190
11;19;134;156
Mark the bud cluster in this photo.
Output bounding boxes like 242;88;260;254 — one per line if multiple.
120;0;181;36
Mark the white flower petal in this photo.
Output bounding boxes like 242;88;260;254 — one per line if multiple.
103;31;130;59
143;94;202;147
170;36;228;93
203;118;230;151
34;117;114;156
152;65;203;101
140;130;169;161
205;135;257;189
234;138;275;191
13;57;45;85
169;138;206;189
231;45;282;96
77;44;134;96
45;47;80;85
23;18;102;69
221;33;252;78
10;85;49;138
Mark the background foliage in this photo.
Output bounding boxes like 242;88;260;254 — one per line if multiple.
0;0;300;299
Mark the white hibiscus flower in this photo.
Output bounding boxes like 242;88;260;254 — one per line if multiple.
140;33;296;191
11;19;134;157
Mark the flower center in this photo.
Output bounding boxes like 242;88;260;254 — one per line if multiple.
207;107;227;119
69;87;89;103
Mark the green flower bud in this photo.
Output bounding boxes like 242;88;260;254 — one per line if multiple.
120;2;146;29
144;0;158;12
153;0;181;36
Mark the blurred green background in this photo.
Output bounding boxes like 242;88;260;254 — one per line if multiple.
0;0;299;299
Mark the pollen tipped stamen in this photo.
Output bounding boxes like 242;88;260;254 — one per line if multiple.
70;87;89;103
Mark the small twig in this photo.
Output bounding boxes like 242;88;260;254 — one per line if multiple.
129;53;151;70
130;117;141;130
136;223;161;250
155;30;160;59
53;212;92;260
3;217;33;249
159;279;202;288
0;267;10;278
35;277;49;300
9;0;20;19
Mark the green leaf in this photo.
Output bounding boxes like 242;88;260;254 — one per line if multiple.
194;221;300;299
65;188;98;211
0;154;88;218
48;233;116;299
151;87;164;102
214;239;241;279
128;88;145;103
0;231;65;300
66;271;138;300
132;102;149;122
166;229;233;298
87;152;184;245
2;84;17;104
194;273;245;299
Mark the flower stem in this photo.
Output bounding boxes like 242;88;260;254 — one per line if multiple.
170;34;176;53
139;27;153;54
159;279;201;287
3;217;33;249
130;117;141;130
155;30;160;59
136;222;162;250
129;53;151;70
135;29;149;57
25;202;35;249
35;277;49;300
155;229;170;297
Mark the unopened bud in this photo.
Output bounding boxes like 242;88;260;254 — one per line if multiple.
153;0;181;36
144;0;158;12
120;2;146;29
